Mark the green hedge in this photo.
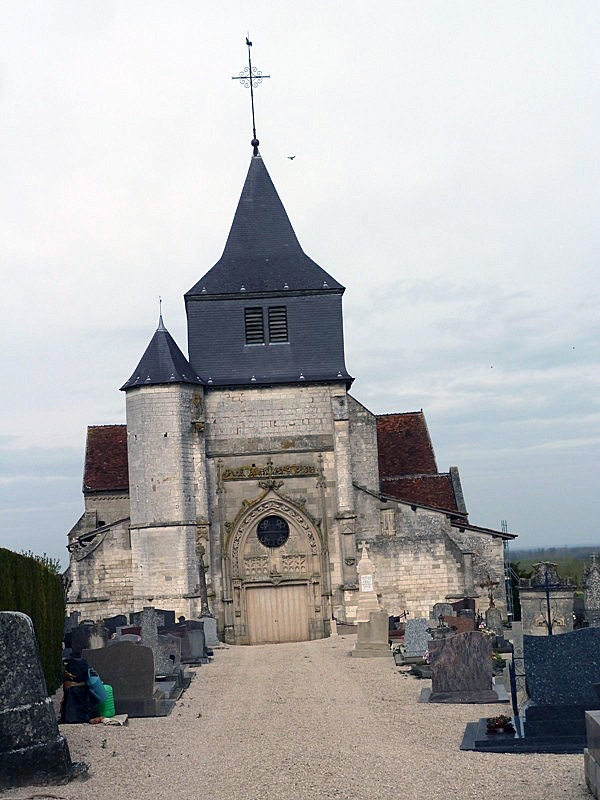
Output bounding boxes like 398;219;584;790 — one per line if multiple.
0;548;65;694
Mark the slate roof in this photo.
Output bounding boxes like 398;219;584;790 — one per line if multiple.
185;154;344;296
121;315;204;390
83;425;129;493
376;412;464;514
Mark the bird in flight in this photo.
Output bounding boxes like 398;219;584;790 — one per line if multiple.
287;155;296;160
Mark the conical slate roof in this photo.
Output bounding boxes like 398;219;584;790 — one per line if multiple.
186;154;343;296
120;315;204;390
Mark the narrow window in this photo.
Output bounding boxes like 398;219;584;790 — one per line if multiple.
245;307;264;344
268;306;288;343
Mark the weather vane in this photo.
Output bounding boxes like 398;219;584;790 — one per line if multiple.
232;35;270;156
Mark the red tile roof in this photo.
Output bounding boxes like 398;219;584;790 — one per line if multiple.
376;412;461;513
380;474;459;512
83;425;129;493
376;412;437;476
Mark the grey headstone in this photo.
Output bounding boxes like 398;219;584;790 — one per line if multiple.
199;616;219;648
485;607;504;638
524;628;600;706
140;607;162;672
0;612;80;789
432;603;454;620
403;619;432;658
585;561;600;627
156;634;181;676
352;610;392;658
159;621;208;663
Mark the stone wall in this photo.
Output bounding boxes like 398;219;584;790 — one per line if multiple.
84;492;130;527
67;519;133;618
126;384;200;527
204;382;342;456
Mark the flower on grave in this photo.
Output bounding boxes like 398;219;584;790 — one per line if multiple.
486;714;515;733
423;650;430;664
491;651;506;670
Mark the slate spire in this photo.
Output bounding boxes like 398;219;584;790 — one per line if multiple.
186;154;343;296
121;313;204;390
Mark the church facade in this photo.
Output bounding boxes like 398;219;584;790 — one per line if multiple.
66;152;515;644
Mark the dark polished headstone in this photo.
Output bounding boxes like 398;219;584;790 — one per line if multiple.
84;642;174;718
462;628;600;752
524;628;600;706
103;614;127;636
129;608;175;627
0;612;85;789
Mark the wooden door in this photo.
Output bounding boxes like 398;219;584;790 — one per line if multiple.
246;584;309;644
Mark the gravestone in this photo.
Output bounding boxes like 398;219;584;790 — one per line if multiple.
63;611;80;642
84;642;175;717
519;562;574;636
160;620;209;663
403;619;432;662
200;616;219;648
130;608;175;627
139;607;163;673
585;556;600;627
352;610;392;658
485;607;504;638
70;621;108;654
443;615;475;634
431;602;453;620
451;598;475;615
421;630;507;703
461;627;600;753
104;614;127;636
584;711;600;796
156;633;182;676
355;543;380;622
0;612;85;789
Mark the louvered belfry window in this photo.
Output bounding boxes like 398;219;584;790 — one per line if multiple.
268;306;288;342
245;307;265;344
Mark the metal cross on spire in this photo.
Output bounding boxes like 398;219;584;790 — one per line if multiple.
232;36;270;156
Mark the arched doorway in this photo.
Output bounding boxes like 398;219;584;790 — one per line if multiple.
227;492;328;644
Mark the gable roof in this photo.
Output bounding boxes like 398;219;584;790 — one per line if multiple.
376;412;438;476
185;154;343;296
376;412;464;515
83;425;129;493
380;474;459;512
121;315;204;390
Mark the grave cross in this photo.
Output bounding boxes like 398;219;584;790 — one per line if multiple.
480;573;499;608
232;36;270;156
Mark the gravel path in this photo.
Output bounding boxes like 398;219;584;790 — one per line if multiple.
5;635;589;800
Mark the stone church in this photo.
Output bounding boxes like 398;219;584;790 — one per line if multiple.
66;147;515;644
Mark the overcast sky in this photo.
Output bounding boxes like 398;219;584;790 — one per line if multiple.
1;1;599;566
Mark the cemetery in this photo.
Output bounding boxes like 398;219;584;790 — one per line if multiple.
3;557;600;797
